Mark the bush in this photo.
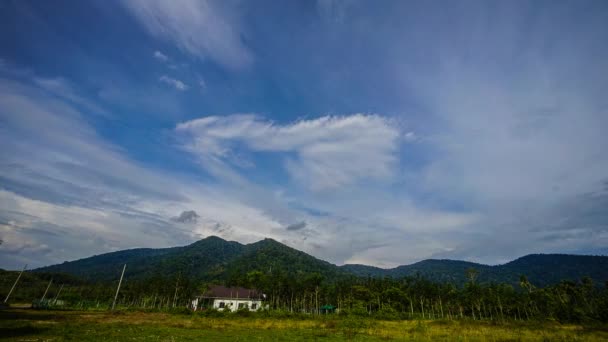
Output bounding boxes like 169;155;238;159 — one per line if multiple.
339;305;369;317
409;320;428;335
340;316;372;339
195;308;226;318
374;306;399;320
234;308;252;317
255;309;304;320
168;307;192;315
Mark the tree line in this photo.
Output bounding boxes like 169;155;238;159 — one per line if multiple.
2;267;607;323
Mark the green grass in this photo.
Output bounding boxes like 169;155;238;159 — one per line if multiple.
1;309;607;341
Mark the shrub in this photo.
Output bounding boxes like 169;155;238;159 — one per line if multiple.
374;306;399;320
234;308;252;317
168;307;192;315
340;316;372;339
195;308;226;318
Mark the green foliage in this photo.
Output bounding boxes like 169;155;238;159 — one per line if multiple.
339;316;372;339
342;255;608;287
4;309;607;341
195;308;226;318
374;306;400;320
234;307;252;317
3;236;607;325
30;236;608;289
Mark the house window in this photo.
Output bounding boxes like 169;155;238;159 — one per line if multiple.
251;303;257;310
219;302;225;308
238;303;246;309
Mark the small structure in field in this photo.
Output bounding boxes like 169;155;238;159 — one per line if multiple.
191;285;265;312
320;304;336;314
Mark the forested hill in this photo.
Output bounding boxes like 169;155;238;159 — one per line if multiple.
34;236;608;287
340;255;608;287
34;236;343;283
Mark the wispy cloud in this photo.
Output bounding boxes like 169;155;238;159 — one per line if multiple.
153;50;168;62
159;75;188;91
123;0;253;70
0;70;282;268
198;79;207;92
2;1;607;270
176;114;402;191
285;221;306;231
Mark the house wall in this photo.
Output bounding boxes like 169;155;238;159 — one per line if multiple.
212;298;263;312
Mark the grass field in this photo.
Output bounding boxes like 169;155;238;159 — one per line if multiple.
1;308;607;341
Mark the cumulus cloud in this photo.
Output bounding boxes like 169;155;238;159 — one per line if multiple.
176;114;401;190
123;0;253;70
159;75;188;91
172;210;200;224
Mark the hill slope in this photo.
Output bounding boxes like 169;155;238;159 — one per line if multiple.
35;236;342;282
35;236;608;287
340;255;608;287
340;260;490;284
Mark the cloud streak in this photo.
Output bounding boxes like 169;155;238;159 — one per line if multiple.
123;0;253;70
1;0;607;270
0;70;281;268
176;114;401;191
159;75;188;91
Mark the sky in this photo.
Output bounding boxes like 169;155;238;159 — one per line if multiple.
1;0;607;270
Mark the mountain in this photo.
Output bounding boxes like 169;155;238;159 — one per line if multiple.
35;236;342;283
225;238;343;280
486;254;608;287
35;236;608;287
35;236;246;282
341;260;490;284
340;255;608;287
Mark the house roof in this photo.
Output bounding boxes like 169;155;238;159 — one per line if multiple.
201;285;264;299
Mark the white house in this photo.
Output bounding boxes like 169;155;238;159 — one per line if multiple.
191;285;265;312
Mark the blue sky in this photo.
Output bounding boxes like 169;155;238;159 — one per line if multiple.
1;0;607;269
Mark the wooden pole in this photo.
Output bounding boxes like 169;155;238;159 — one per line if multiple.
112;264;126;310
53;284;64;305
172;275;180;308
4;264;27;303
41;278;53;302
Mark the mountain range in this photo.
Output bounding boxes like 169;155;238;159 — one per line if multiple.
34;236;608;287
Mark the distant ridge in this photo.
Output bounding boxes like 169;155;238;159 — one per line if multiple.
35;236;608;287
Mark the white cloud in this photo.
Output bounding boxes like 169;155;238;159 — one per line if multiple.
31;77;109;118
176;114;401;191
123;0;253;70
410;56;608;209
377;4;608;262
159;75;188;91
153;50;168;62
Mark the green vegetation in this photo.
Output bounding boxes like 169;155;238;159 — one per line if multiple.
2;237;608;340
3;267;608;324
1;309;608;341
2;237;608;325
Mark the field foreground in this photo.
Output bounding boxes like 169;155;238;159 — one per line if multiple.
1;309;607;341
